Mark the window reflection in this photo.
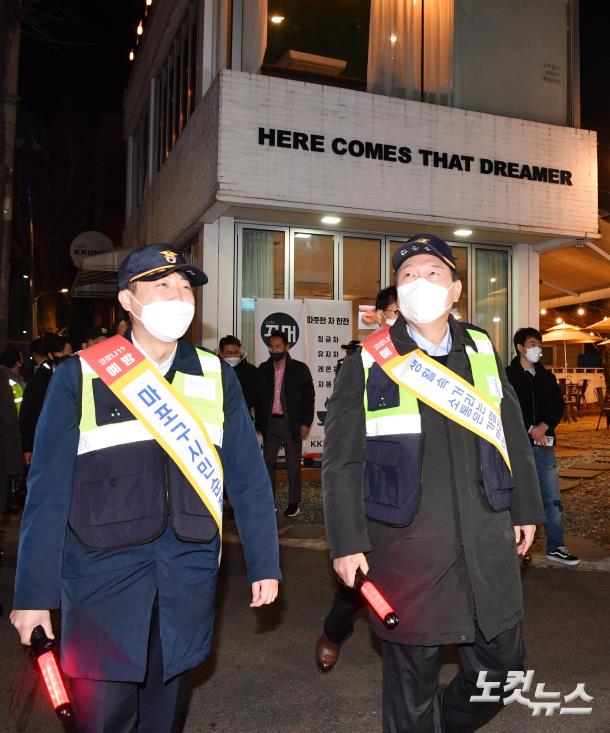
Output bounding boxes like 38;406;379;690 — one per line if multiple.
293;233;334;299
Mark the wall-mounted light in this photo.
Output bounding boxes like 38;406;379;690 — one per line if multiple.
270;15;285;24
453;228;472;237
321;215;341;225
60;288;69;294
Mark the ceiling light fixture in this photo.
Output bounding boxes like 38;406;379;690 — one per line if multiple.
540;308;547;315
137;21;143;35
294;233;311;239
129;50;135;61
270;15;285;24
555;317;563;324
453;228;472;237
577;307;585;315
321;215;341;225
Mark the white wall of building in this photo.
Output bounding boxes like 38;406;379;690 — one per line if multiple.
216;72;597;239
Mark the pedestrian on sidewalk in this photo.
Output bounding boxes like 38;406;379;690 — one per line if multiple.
506;327;580;566
256;330;315;518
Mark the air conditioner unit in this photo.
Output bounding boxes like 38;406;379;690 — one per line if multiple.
276;49;347;76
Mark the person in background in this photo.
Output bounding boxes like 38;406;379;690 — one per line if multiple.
506;327;579;566
19;334;72;465
111;310;130;336
218;335;258;413
316;285;399;673
374;285;399;327
256;331;315;518
0;348;27;414
0;368;23;515
82;325;108;350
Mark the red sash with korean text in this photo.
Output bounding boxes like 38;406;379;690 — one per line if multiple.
362;327;511;469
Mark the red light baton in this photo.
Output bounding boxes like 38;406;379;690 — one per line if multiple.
354;568;399;629
30;625;73;721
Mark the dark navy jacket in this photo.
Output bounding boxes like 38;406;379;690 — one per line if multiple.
14;337;281;682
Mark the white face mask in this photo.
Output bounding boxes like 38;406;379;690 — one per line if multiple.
385;318;397;327
130;296;195;343
397;278;454;324
524;346;542;363
223;356;241;368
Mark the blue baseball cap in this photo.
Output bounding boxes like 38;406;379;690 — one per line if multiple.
392;234;457;273
118;243;208;290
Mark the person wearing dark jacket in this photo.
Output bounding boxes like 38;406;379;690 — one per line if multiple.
19;333;72;464
256;331;315;517
323;234;545;733
11;244;280;733
506;327;579;566
218;335;258;412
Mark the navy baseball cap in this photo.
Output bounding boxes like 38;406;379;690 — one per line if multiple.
392;234;456;273
117;243;208;290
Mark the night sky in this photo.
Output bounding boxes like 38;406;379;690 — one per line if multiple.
12;0;610;313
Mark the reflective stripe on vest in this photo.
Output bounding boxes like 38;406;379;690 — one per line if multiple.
9;379;24;413
77;349;224;455
362;329;502;437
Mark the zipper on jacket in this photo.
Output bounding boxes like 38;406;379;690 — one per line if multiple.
163;451;172;515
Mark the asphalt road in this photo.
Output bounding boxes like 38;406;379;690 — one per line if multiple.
1;520;608;733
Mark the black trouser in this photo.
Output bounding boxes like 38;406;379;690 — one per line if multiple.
382;622;525;733
70;599;189;733
323;584;366;644
263;415;302;505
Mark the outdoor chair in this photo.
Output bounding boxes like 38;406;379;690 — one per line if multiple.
594;386;610;430
559;378;577;422
575;379;589;410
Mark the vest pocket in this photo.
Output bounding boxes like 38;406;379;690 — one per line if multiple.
363;440;402;508
87;470;149;525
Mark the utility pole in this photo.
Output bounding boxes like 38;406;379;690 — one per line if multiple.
0;0;21;348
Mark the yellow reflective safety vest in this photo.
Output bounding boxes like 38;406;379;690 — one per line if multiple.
69;347;224;550
361;328;513;525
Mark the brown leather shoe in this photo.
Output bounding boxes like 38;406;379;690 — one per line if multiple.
316;632;342;673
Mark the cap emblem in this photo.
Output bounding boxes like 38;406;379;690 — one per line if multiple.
160;249;178;264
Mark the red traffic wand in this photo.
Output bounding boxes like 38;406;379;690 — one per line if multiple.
354;568;399;629
30;626;73;721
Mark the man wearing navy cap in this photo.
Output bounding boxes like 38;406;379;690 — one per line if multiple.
323;234;545;731
11;243;280;732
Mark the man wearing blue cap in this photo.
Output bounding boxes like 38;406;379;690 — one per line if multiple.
323;234;545;732
11;244;281;732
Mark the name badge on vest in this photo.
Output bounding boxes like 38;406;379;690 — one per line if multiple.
184;374;216;401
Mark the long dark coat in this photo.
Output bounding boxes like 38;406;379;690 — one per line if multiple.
323;317;545;645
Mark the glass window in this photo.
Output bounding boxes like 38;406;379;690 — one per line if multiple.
475;248;509;363
241;229;285;359
293;233;334;299
255;1;370;88
343;237;381;340
151;0;200;175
